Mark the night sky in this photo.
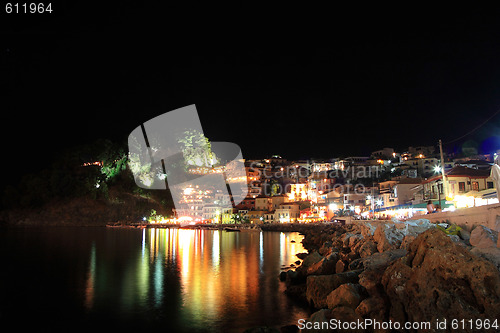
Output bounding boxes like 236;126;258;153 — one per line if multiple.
3;6;500;173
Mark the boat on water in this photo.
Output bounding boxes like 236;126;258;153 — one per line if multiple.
106;223;147;229
224;227;241;232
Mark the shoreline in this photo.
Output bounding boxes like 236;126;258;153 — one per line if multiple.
272;219;500;332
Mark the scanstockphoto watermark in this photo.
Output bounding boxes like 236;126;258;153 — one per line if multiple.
248;162;383;180
258;181;370;197
297;318;500;331
128;104;249;215
297;318;432;331
249;161;381;197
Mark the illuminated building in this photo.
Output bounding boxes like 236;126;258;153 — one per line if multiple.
221;207;236;224
288;184;308;201
311;161;335;172
255;195;272;211
270;194;289;209
275;202;300;223
423;166;496;207
378;180;398;208
408;146;436;157
246;210;268;224
402;157;440;178
234;197;255;211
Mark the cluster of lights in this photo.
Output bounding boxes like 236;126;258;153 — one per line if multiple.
148;216;196;225
187;166;226;175
82;161;103;167
452;194;498;208
226;176;248;183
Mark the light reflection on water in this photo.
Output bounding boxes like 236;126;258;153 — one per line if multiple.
0;228;309;332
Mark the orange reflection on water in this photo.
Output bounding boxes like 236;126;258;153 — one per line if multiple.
84;228;306;331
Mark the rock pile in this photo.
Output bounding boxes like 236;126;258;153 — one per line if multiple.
282;220;500;332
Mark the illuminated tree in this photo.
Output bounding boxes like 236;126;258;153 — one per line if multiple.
230;212;249;224
178;130;219;167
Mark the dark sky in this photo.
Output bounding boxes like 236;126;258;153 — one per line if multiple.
3;5;500;172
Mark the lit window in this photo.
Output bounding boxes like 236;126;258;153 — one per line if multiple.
472;181;479;191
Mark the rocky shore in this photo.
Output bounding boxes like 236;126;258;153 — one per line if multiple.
277;220;500;333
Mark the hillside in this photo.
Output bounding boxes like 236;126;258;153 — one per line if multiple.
0;186;172;227
0;139;174;226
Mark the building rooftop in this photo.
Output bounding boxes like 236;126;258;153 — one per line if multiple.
397;177;423;184
424;166;491;183
446;166;490;177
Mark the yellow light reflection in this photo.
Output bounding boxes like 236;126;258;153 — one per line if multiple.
109;228;307;327
84;242;96;310
212;230;220;270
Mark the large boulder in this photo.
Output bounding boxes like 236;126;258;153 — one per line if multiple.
318;241;334;256
302;307;364;333
326;283;364;310
399;235;416;250
329;306;364;332
307;252;339;276
373;219;435;252
349;249;407;271
349;234;364;248
357;240;378;258
355;296;387;320
470;247;500;271
300;309;331;333
381;229;500;325
458;228;471;241
470;225;498;248
352;249;408;300
335;259;347;273
306;271;361;309
297;251;323;276
373;224;404;252
296;252;308;260
284;269;305;286
359;222;377;238
342;233;359;248
398;218;435;236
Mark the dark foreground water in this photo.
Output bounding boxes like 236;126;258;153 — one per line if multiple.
0;227;310;332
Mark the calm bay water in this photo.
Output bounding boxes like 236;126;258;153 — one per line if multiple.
0;227;310;332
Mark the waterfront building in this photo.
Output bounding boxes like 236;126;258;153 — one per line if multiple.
246;210;267;224
270;194;289;209
275;202;300;223
234;197;255;210
423;166;496;207
255;195;272;211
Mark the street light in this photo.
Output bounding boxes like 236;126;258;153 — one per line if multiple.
433;165;442;174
